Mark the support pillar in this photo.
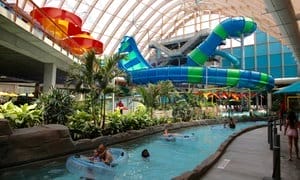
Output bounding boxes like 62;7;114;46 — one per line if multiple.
241;34;245;69
256;95;259;109
267;93;272;116
43;63;56;92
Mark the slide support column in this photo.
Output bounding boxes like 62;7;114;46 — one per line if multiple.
43;63;57;93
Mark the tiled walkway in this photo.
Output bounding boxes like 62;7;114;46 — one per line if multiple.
202;126;300;180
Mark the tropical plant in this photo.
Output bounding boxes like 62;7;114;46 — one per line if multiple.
116;84;131;97
104;107;152;135
157;80;177;110
67;51;100;126
184;92;199;107
0;101;42;128
39;88;75;125
271;94;283;112
136;83;160;118
172;99;193;122
104;111;125;135
67;50;127;128
183;92;202;119
67;110;102;140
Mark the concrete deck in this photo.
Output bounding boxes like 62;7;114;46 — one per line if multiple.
202;126;300;180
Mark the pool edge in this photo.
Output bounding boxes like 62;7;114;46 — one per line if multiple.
172;124;267;180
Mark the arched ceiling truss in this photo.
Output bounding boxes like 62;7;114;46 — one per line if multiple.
17;0;300;62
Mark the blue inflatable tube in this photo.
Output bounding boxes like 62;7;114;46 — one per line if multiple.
161;134;197;142
175;134;197;141
66;148;128;179
160;135;176;142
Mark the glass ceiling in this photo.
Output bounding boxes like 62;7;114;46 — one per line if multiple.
9;0;300;61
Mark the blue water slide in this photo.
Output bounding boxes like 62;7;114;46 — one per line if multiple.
117;17;274;91
214;50;240;68
118;36;152;72
126;66;274;90
186;17;256;66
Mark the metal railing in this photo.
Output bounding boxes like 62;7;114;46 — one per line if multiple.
0;0;81;62
267;117;281;180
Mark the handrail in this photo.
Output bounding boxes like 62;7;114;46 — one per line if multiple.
1;0;83;61
28;0;70;39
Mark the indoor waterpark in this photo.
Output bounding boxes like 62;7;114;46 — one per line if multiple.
0;0;299;180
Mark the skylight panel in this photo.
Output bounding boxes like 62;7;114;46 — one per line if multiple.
142;6;156;21
30;0;43;7
75;1;89;17
118;1;136;18
105;0;120;15
98;13;112;29
104;17;122;41
105;38;118;54
128;3;146;24
83;7;102;30
153;1;172;13
127;26;137;36
93;0;108;11
61;0;77;11
43;0;60;7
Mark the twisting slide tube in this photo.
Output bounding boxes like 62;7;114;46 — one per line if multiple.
187;17;256;66
118;17;274;91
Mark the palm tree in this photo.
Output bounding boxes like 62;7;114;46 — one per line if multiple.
157;80;177;110
67;50;127;127
95;53;127;128
136;83;160;118
67;51;98;126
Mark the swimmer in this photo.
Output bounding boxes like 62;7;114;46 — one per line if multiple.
163;128;181;137
141;149;150;158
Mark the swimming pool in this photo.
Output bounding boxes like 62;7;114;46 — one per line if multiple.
0;121;266;180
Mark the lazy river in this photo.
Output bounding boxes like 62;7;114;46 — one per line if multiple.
0;121;266;180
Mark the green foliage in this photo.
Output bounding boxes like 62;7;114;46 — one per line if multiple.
184;92;199;107
151;117;171;125
202;110;217;119
136;83;160;118
39;88;75;125
104;108;165;135
200;101;215;107
66;50;127;128
126;111;152;129
271;94;282;112
0;101;42;128
105;111;151;134
135;104;147;114
157;81;177;109
117;85;131;96
172;99;193;122
105;111;124;135
67;110;102;140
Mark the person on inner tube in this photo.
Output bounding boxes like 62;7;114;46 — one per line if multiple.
89;149;100;162
163;128;182;137
97;144;113;165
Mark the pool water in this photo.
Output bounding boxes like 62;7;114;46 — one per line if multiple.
0;121;266;180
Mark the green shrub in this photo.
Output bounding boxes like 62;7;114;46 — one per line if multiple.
0;101;42;128
67;110;101;140
104;108;153;135
39;88;75;125
172;99;193;122
105;111;125;135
